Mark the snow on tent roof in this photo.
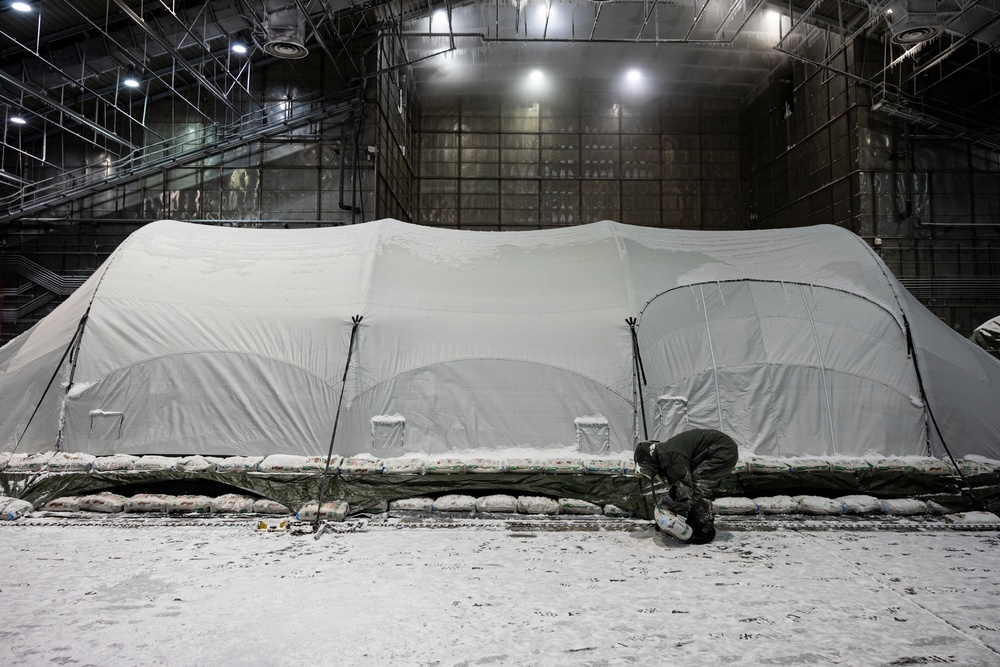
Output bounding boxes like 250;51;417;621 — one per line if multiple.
1;219;998;461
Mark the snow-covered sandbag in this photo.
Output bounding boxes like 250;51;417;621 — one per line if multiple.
258;455;334;473
297;500;349;521
92;454;138;471
175;455;215;473
133;455;177;471
389;497;434;512
870;458;914;473
213;456;265;473
6;452;54;472
338;456;384;474
944;511;1000;524
786;458;832;473
504;458;547;473
747;457;791;475
794;496;843;515
582;457;626;475
713;497;758;515
964;455;1000;471
838;495;882;515
124;494;173;512
166;495;213;513
0;452;10;470
46;452;96;472
829;458;873;473
78;493;126;513
253;499;291;515
952;459;994;476
463;458;506;474
424;457;466;474
908;457;951;475
1;497;33;520
353;500;389;514
559;497;602;515
602;505;633;518
476;495;519;513
926;501;951;515
730;459;748;475
541;458;586;474
432;494;477;512
881;498;928;515
210;494;255;513
754;495;798;514
382;457;427;475
42;497;80;512
517;496;561;515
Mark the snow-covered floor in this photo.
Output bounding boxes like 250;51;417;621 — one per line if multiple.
2;519;999;666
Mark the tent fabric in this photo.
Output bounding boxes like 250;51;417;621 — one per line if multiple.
971;316;1000;360
1;219;998;461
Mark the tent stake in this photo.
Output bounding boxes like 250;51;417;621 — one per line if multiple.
313;314;364;533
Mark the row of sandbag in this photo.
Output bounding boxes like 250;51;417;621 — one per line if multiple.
0;452;635;475
37;493;292;515
716;495;951;516
6;451;999;477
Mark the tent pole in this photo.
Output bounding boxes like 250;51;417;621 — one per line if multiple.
627;317;648;442
313;314;364;530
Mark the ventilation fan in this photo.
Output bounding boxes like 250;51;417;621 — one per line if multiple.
887;0;959;45
264;0;308;59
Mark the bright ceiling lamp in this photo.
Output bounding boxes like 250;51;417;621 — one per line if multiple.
10;114;26;124
11;2;32;12
431;9;450;33
231;43;248;54
123;75;140;88
626;69;642;84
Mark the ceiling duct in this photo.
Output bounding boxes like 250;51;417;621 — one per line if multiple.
263;0;309;59
887;0;961;45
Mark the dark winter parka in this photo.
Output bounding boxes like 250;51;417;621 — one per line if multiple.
634;428;739;531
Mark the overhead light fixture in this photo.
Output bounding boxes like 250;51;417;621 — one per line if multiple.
11;2;32;12
529;69;544;84
231;43;248;54
431;9;450;33
123;76;140;88
626;69;642;83
10;114;26;124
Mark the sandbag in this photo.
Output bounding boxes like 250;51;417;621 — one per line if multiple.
713;497;758;515
210;494;255;513
794;496;843;515
945;511;1000;524
463;458;506;474
505;458;546;473
5;452;54;472
602;505;633;518
558;497;601;515
166;495;213;513
176;455;215;473
748;457;791;474
953;459;994;475
754;495;797;514
582;457;627;475
908;457;951;475
517;496;560;515
253;499;292;515
124;494;173;512
92;454;138;471
353;500;389;514
432;494;477;512
258;455;334;473
213;456;265;473
297;500;349;521
78;493;126;513
424;458;466;474
133;455;177;471
389;497;434;512
42;497;81;512
870;458;913;473
1;497;33;520
476;495;519;513
339;456;384;474
382;457;427;475
0;453;10;470
838;495;882;514
541;459;586;474
786;459;832;473
829;458;873;473
46;452;96;472
881;498;928;515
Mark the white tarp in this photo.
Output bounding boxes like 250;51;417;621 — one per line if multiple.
1;219;998;459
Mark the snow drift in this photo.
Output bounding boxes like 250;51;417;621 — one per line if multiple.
1;219;998;461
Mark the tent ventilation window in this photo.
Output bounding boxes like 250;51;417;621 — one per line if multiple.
574;415;609;452
371;414;405;450
89;410;123;440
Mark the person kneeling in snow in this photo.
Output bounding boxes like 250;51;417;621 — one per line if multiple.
634;429;739;545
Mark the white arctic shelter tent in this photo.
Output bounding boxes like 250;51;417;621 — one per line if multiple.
1;219;998;462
